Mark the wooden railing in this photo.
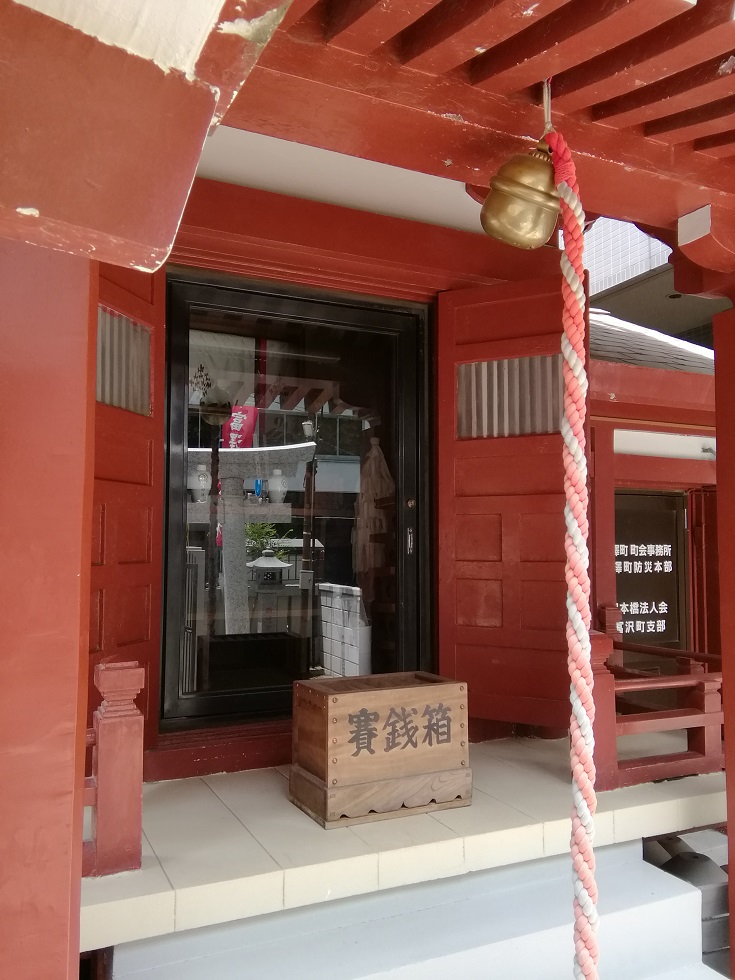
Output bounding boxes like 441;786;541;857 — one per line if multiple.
82;662;145;877
591;627;723;791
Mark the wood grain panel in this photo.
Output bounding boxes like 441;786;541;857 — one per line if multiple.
117;505;153;565
520;512;566;561
521;580;567;630
456;449;564;497
437;277;572;729
89;265;165;745
91;501;106;566
455;513;502;561
456;579;503;628
117;585;151;647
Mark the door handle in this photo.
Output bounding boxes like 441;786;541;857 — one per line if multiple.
407;527;414;556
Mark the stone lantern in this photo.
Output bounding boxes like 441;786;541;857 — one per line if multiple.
247;549;292;633
247;549;291;586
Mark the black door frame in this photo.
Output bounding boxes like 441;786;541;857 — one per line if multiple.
162;271;431;726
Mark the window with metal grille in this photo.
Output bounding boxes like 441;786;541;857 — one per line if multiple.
457;353;563;439
96;306;151;415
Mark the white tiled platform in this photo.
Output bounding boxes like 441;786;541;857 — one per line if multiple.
80;736;726;952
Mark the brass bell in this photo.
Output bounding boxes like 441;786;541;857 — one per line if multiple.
480;139;560;249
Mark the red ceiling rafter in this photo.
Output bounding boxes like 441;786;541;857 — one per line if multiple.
326;0;442;55
241;26;735;226
646;94;735;142
694;129;735;159
470;0;691;94
280;0;322;30
591;53;735;128
223;0;735;234
551;0;735;112
393;0;572;76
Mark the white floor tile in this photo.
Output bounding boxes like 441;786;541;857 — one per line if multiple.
430;788;544;871
80;833;174;951
375;838;466;890
81;734;727;950
598;783;681;841
284;854;379;908
143;778;280;877
470;755;573;821
174;874;284;933
349;811;461;852
204;768;378;869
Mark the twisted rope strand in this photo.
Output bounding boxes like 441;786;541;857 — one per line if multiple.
544;129;598;980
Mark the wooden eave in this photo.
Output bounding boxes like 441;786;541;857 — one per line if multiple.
224;0;735;234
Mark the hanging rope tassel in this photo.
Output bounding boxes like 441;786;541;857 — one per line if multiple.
544;129;599;980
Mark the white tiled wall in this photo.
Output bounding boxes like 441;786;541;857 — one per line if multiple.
584;217;671;298
317;584;371;677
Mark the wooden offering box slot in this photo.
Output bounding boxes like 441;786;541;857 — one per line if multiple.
289;671;472;828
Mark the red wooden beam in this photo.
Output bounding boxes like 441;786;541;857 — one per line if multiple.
0;0;288;270
672;252;735;301
712;311;735;977
589;360;716;428
646;95;735;143
471;0;690;95
305;385;335;414
616;752;722;785
240;31;735;229
678;203;735;273
195;0;294;124
175;179;561;303
552;0;735;113
614;453;716;489
614;675;721;693
281;0;322;30
591;53;735;128
616;707;722;734
393;0;573;75
326;0;442;55
694;129;735;158
614;639;721;664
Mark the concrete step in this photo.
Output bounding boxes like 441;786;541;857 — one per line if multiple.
113;842;719;980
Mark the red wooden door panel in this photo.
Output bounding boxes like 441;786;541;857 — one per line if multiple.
437;275;573;729
89;264;165;746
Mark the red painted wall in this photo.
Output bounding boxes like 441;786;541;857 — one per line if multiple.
139;179;561;778
0;242;96;980
436;277;571;730
90;265;165;748
135;180;720;773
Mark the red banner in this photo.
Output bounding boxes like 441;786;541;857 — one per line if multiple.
222;405;258;449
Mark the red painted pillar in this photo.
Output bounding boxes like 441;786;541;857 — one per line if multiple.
713;309;735;972
590;421;618;625
91;662;145;876
0;241;96;980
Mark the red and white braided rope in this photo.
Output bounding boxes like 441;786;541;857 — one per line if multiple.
544;130;598;980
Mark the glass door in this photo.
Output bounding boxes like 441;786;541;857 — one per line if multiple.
163;276;428;723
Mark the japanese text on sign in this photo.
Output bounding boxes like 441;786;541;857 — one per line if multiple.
615;538;677;642
347;703;452;757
